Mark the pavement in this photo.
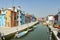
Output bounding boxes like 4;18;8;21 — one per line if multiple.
48;25;60;40
0;21;38;36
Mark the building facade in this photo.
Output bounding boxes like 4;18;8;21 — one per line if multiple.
5;7;17;27
0;9;6;27
25;14;30;23
25;14;36;23
57;10;60;25
54;14;58;24
47;15;55;26
20;12;25;25
16;7;21;26
11;11;17;27
32;15;36;22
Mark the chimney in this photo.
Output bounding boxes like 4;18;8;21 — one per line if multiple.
17;6;21;10
11;6;15;11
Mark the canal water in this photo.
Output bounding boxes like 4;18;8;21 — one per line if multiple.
11;23;50;40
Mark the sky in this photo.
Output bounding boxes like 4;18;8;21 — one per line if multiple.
0;0;60;18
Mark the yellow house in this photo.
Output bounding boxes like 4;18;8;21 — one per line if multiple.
5;9;11;27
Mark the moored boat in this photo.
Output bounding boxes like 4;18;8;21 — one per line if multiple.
14;31;28;38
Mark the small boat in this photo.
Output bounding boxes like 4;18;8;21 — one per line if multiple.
42;21;47;26
14;31;28;38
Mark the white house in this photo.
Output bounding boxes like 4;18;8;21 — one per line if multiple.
16;6;21;26
47;15;55;26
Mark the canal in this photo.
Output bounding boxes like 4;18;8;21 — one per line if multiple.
11;23;50;40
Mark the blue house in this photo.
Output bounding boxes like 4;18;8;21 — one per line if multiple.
32;15;35;22
20;13;25;25
0;10;6;27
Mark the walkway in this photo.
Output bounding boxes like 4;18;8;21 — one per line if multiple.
0;21;38;36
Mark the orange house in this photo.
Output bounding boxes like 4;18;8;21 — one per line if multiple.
11;11;17;27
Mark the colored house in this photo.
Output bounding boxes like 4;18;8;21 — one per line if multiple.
0;9;6;27
57;10;60;25
16;7;22;26
54;9;60;25
5;9;11;27
27;16;31;23
20;13;25;25
5;7;17;27
0;6;37;27
25;15;28;23
54;14;58;24
29;15;32;22
0;15;6;27
25;14;31;23
25;14;36;23
32;15;36;22
47;15;55;26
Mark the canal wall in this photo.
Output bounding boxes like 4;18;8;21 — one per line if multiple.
48;25;60;40
0;21;39;40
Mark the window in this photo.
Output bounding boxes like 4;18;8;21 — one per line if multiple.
20;16;21;18
17;21;18;25
17;10;19;12
17;16;19;18
8;22;9;27
20;21;22;23
14;17;16;20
